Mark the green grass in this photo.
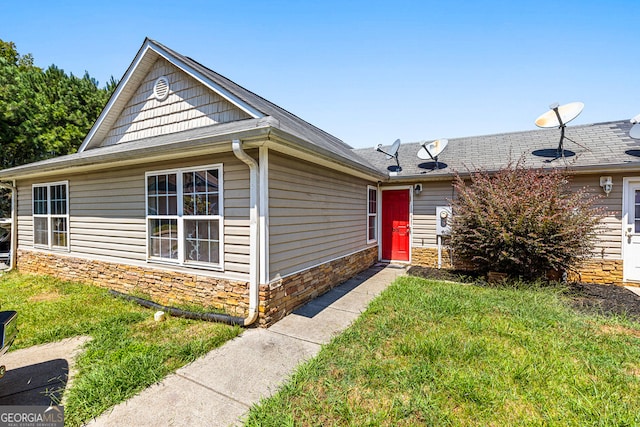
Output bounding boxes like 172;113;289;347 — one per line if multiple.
0;272;242;426
245;276;640;426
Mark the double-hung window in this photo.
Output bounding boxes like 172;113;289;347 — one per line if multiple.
33;182;69;249
367;186;378;243
146;165;223;269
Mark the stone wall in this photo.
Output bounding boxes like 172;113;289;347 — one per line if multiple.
259;246;379;327
567;259;624;286
17;246;379;327
412;247;624;286
17;250;250;316
411;247;454;269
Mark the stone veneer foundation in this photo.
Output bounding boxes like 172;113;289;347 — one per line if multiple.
412;247;624;286
259;246;378;327
18;246;378;327
17;250;251;316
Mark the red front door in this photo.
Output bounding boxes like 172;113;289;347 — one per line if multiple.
381;189;410;261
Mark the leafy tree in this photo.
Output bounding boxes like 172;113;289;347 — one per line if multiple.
0;39;116;215
449;159;603;281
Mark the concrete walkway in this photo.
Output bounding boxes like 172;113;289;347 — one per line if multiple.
87;264;405;427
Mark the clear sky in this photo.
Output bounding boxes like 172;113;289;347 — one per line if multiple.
2;0;638;149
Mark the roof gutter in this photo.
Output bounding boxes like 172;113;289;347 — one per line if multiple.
231;139;260;327
264;128;387;181
0;181;17;272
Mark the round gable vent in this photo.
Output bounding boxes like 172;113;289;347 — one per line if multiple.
153;76;170;101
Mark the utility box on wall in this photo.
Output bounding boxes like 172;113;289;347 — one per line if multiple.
435;206;452;236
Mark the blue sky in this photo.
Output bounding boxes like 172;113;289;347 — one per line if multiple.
3;0;638;149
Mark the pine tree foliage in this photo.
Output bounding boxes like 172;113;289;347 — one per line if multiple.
0;39;116;215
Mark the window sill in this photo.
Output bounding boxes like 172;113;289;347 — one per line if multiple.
147;258;224;272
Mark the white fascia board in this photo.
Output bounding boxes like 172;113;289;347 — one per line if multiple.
78;40;156;152
150;43;264;120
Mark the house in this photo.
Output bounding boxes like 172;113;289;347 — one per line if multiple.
0;39;638;327
355;120;640;286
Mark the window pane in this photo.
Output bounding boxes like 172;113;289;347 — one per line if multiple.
51;185;66;215
205;169;219;191
148;196;157;215
168;195;177;215
158;174;167;193
34;217;48;246
33;187;48;215
184;219;219;264
184;171;194;193
147;175;157;194
167;173;177;194
149;174;178;216
149;219;178;259
368;189;377;214
52;217;67;247
368;216;376;241
183;169;219;216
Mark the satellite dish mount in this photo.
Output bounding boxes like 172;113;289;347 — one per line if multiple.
418;138;449;170
376;139;401;172
535;101;587;157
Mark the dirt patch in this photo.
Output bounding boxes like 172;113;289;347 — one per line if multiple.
28;292;61;303
597;324;640;339
407;266;640;321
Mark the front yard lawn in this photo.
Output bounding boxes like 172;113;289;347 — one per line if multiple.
0;272;241;426
245;276;640;426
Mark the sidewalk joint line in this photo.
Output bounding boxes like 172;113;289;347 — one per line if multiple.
266;329;325;346
174;373;251;409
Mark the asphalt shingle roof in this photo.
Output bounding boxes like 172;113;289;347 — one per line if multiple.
353;120;640;179
151;40;378;170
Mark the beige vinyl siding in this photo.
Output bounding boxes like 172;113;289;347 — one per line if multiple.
412;181;454;248
411;174;624;259
16;154;251;278
570;174;623;259
102;58;251;147
269;153;373;279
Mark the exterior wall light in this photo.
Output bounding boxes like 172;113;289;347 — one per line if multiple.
599;176;613;196
414;183;422;195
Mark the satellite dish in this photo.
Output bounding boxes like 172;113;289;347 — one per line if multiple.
535;102;584;128
375;139;402;171
418;138;448;160
534;101;586;156
630;113;640;140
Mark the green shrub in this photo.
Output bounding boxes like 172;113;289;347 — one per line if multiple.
449;159;603;280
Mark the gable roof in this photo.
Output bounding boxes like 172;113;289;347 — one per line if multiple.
80;39;367;164
353;120;640;179
0;38;384;181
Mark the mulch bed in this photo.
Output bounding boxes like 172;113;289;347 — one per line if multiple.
407;266;640;320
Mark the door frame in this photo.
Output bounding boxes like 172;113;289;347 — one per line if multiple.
622;177;640;282
379;185;413;262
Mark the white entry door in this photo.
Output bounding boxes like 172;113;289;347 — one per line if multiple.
623;179;640;282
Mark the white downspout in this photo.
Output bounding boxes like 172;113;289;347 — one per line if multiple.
0;181;17;272
232;139;260;326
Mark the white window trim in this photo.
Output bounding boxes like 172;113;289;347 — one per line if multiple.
367;185;378;244
32;181;70;251
145;164;224;271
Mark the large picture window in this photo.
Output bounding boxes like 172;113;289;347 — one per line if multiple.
367;186;378;243
146;165;223;268
32;182;69;249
